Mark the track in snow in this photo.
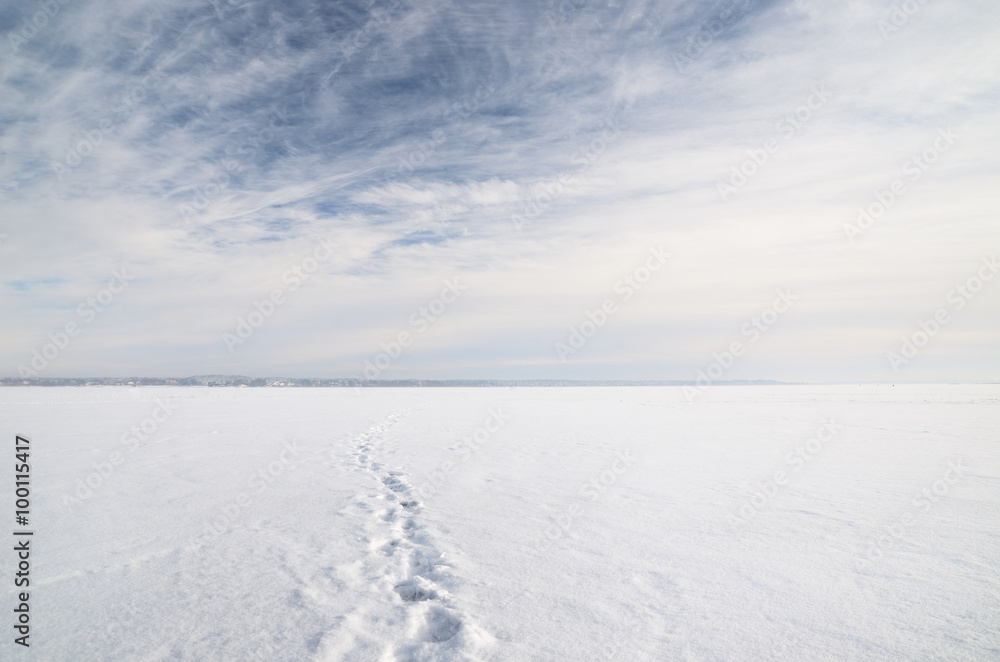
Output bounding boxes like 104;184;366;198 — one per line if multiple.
325;409;490;660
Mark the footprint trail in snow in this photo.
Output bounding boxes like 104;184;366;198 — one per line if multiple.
334;409;491;660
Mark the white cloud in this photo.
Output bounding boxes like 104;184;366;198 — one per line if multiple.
1;0;998;380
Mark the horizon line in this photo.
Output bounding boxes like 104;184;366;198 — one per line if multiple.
2;376;998;387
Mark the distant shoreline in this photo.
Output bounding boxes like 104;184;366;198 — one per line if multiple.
1;377;993;387
1;376;792;387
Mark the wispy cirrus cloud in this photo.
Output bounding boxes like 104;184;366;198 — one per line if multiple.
1;0;998;380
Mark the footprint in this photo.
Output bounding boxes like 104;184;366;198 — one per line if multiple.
408;551;440;575
382;476;410;493
393;579;437;602
421;606;461;643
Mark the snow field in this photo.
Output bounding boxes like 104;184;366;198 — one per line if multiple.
1;385;998;660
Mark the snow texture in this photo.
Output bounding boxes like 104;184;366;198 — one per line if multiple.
1;385;998;660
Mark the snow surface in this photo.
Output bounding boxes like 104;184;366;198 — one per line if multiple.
2;385;999;661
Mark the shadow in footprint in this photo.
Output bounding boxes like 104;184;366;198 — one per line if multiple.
401;519;419;538
382;476;410;493
421;606;461;643
393;580;437;602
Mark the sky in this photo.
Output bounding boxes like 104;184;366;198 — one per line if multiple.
0;0;998;382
